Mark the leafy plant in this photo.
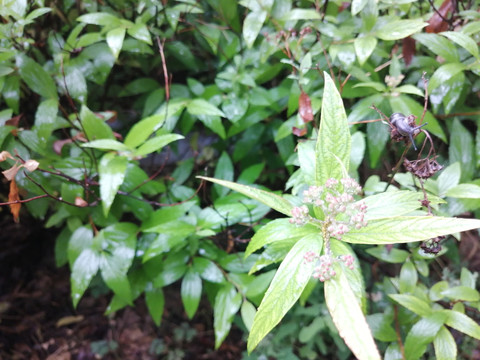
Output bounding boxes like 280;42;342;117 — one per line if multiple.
200;73;480;358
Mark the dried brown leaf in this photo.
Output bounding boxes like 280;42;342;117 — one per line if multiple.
9;179;21;223
299;91;314;123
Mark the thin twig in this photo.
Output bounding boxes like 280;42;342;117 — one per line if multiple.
156;36;170;101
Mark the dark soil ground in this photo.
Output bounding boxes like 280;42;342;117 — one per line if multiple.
0;214;245;360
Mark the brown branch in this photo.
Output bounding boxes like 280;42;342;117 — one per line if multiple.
0;194;49;205
156;36;170;101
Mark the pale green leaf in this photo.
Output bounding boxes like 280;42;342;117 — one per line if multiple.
445;183;480;198
354;36;377;65
325;265;381;360
440;31;479;59
198;176;293;216
389;294;432;317
71;249;100;308
106;27;126;60
134;134;184;156
376;19;428;40
281;9;321;20
316;72;350;184
82;139;130;152
434;326;457;360
245;218;318;258
442;309;480;339
428;63;466;92
243;11;267;48
187;99;225;117
342;216;480;244
77;12;122;26
214;283;242;349
181;270;202;319
99;153;128;216
247;234;323;352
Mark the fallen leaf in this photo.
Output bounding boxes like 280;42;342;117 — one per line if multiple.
56;315;84;327
9;179;21;223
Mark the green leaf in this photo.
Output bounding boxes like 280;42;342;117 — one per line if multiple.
434;326;457;360
241;300;256;331
246;218;318;258
99;153;128;216
363;190;441;220
367;314;397;342
198;176;293;216
187;99;225;117
98;223;137;304
376;19;428;40
16;55;57;100
442;309;480;339
82;139;131;152
445;183;480;198
389;294;432;317
399;260;417;293
77;12;122;26
214;283;242;349
181;269;202;319
428;63;466;92
106;27;126;60
243;10;267;48
193;257;224;283
80;105;115;140
127;23;152;45
145;287;165;326
213;151;234;198
352;0;368;15
25;7;52;21
134;134;184;156
316;72;350;184
100;254;132;304
354;36;377;65
247;234;323;352
124;114;166;148
450;119;475;182
63;67;87;103
437;162;461;196
71;249;100;308
440;31;479;59
281;8;321;20
441;286;480;302
366;246;409;263
325;265;381;360
367;120;390;168
404;312;447;360
342;216;480;244
413;33;459;63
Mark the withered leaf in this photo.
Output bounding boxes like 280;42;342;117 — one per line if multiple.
8;179;21;223
299;91;314;123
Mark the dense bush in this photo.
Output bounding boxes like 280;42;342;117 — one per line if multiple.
1;0;480;358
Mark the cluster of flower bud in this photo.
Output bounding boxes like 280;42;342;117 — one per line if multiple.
303;252;356;282
290;177;368;240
